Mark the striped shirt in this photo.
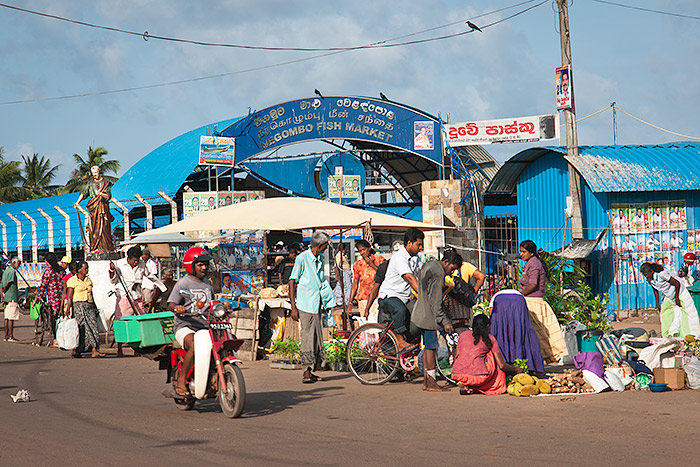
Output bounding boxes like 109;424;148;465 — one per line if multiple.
290;249;326;314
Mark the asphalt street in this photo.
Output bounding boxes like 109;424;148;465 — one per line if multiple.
1;319;698;466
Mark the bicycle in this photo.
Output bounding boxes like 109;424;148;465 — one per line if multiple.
30;295;52;347
345;320;458;386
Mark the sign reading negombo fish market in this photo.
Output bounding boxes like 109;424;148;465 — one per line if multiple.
218;96;441;165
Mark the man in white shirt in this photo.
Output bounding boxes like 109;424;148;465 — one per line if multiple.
140;247;158;311
110;245;165;357
377;228;424;350
646;234;660;250
651;207;664;230
670;232;684;249
612;209;629;232
621;235;636;252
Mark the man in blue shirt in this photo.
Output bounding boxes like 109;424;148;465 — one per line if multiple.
289;231;334;384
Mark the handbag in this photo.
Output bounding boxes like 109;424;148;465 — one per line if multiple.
56;316;79;350
596;334;623;366
30;301;42;320
447;268;476;308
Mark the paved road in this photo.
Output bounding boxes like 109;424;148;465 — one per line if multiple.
1;319;698;466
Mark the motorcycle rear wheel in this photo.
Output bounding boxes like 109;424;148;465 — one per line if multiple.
219;362;246;418
171;364;195;411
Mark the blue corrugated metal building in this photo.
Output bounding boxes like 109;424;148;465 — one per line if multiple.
487;143;700;311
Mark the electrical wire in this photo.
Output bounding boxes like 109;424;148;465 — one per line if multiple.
0;1;538;52
616;107;700;141
592;0;700;21
0;1;548;105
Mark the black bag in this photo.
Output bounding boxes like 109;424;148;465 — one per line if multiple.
448;271;476;308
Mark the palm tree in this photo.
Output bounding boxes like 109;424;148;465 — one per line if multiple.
20;153;61;198
0;147;33;203
66;146;120;193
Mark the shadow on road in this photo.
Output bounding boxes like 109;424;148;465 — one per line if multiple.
242;385;344;418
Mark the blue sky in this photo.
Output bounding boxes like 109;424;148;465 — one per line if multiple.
1;0;698;184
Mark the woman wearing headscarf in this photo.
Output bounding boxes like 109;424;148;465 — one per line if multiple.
33;252;66;347
348;239;386;322
640;262;700;337
519;240;566;364
489;289;545;374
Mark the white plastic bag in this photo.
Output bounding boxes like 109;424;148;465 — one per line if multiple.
607;367;634;387
684;356;700;390
56;317;79;350
604;369;625;391
582;369;609;393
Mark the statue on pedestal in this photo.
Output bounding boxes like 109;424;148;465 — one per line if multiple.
75;166;115;254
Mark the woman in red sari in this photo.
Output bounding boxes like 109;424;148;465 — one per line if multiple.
451;314;523;395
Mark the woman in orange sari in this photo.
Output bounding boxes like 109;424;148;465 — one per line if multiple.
451;314;523;395
348;240;386;322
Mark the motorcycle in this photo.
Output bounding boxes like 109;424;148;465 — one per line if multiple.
165;290;246;418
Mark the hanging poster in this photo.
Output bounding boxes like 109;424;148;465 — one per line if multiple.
612;200;687;285
343;175;361;198
555;65;571;110
199;135;235;166
302;228;363;240
413;121;434;150
17;263;47;288
184;190;265;218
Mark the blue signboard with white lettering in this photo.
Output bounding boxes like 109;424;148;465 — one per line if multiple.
218;96;441;165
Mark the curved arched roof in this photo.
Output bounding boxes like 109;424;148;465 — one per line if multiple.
487;143;700;195
111;117;242;208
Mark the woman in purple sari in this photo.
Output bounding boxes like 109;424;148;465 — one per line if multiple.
488;289;544;373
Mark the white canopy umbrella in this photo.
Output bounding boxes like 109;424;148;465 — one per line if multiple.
138;197;448;236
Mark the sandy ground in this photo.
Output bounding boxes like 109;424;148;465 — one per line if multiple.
2;313;698;466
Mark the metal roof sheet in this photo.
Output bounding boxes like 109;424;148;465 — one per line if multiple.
0;193;84;251
111;117;242;208
487;143;700;195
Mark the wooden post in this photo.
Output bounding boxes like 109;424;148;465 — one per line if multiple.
607;212;621;318
560;216;568;294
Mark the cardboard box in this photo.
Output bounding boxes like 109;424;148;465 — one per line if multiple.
653;367;686;390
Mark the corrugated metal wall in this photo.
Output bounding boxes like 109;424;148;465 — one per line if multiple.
517;151;700;312
517;152;572;252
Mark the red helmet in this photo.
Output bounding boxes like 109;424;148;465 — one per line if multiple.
684;252;696;265
183;247;213;274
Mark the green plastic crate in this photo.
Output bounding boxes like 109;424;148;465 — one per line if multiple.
133;311;176;347
113;315;140;343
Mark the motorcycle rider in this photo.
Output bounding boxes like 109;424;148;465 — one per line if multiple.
168;247;215;397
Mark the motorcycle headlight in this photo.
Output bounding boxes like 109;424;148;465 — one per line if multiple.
212;303;227;318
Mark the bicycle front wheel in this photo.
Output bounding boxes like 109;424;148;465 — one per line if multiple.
346;323;399;385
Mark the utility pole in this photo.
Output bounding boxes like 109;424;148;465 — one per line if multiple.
557;0;584;239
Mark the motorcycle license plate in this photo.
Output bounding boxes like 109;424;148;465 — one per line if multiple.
210;322;233;330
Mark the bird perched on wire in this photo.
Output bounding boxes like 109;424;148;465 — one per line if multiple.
466;21;482;32
314;89;324;99
379;92;389;101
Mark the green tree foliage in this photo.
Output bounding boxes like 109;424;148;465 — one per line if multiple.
0;147;33;203
538;252;612;330
20;153;61;198
66;146;119;193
